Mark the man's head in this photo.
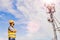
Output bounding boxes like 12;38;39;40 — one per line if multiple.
9;20;15;27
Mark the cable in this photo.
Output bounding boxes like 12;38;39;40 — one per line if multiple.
54;19;59;29
53;15;60;24
54;18;60;32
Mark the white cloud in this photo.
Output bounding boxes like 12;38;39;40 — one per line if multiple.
0;32;8;40
16;0;44;20
0;0;12;8
0;0;23;19
7;8;23;18
27;21;40;33
16;32;46;40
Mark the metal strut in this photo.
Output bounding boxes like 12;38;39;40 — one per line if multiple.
50;13;58;40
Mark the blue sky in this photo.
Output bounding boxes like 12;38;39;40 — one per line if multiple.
0;0;60;40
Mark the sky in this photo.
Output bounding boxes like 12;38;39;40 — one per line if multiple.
0;0;60;40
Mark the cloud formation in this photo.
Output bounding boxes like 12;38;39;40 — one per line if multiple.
0;0;60;40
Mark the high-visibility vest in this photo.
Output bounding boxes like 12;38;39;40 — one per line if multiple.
8;29;16;38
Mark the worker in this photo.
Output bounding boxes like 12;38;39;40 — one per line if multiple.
8;20;16;40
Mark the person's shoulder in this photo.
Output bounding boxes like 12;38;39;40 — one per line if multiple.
8;26;10;28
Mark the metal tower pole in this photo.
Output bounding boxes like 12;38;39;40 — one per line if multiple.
50;12;57;40
46;3;58;40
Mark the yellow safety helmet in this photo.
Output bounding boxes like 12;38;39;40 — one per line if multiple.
9;20;14;24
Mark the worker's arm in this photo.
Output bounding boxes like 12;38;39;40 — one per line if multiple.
8;26;16;32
